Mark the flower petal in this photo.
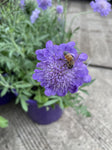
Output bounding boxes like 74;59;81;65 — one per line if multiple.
44;88;56;96
83;75;91;83
79;53;88;61
76;67;88;78
35;49;47;61
32;69;44;82
57;88;67;96
69;85;78;93
46;40;53;49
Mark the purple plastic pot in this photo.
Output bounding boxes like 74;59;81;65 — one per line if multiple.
0;90;17;105
27;99;63;125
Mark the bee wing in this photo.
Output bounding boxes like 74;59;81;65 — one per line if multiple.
70;53;75;58
70;53;79;59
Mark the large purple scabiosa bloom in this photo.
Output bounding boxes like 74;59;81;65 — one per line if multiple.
30;8;40;24
33;41;91;97
37;0;52;10
56;5;63;14
90;0;111;16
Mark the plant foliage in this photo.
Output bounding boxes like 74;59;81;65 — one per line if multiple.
0;116;8;128
0;0;93;121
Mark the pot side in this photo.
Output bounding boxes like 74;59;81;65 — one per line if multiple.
27;99;63;125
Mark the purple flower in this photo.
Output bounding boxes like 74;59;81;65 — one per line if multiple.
56;5;63;14
30;8;40;24
32;41;91;97
20;0;25;8
37;0;52;10
90;0;111;16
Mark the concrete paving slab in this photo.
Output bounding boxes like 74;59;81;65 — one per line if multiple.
0;103;103;150
38;110;103;150
67;1;83;13
66;67;112;150
0;67;112;150
80;67;112;130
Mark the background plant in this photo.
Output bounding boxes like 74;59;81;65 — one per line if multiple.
0;0;74;110
0;0;94;119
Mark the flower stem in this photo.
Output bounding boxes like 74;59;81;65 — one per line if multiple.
69;10;94;29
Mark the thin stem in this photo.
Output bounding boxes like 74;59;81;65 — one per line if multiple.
74;10;94;17
69;10;94;29
11;37;20;52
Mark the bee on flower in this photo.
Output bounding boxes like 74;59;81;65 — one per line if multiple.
32;41;91;97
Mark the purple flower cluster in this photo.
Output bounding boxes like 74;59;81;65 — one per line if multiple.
20;0;25;9
90;0;111;16
33;41;91;97
56;5;63;14
30;8;40;24
37;0;52;10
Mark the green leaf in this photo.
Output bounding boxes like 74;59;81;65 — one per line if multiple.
23;90;32;97
48;96;60;100
20;95;28;112
0;74;6;83
34;95;48;104
80;105;91;117
1;88;8;97
78;95;84;100
15;83;32;88
73;27;80;33
85;111;91;117
80;79;96;88
59;99;64;109
9;50;14;57
20;99;28;112
41;96;48;103
15;97;20;104
79;89;89;95
38;34;49;41
43;99;59;106
0;116;8;128
74;99;81;104
75;105;91;117
34;88;42;103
